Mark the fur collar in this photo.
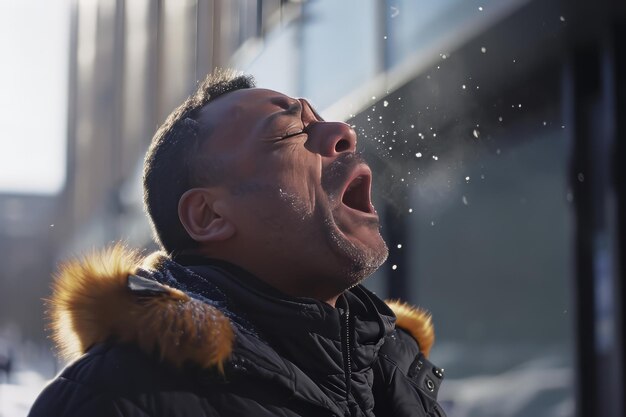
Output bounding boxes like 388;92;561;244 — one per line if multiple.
49;245;435;369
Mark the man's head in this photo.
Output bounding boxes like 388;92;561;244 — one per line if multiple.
143;69;255;254
144;70;388;304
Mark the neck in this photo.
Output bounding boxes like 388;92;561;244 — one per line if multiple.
176;250;343;307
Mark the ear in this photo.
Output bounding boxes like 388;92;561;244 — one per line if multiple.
178;188;235;243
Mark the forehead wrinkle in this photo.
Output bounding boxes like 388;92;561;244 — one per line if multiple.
269;93;301;110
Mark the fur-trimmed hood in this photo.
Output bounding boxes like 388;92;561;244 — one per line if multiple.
49;245;435;370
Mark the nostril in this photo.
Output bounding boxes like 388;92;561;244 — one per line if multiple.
335;139;351;153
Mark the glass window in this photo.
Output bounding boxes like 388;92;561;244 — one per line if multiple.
411;124;574;416
355;42;574;416
387;0;525;68
300;0;379;109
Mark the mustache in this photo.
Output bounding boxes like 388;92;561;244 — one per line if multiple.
321;152;367;197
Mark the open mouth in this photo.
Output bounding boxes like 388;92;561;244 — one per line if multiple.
341;168;375;214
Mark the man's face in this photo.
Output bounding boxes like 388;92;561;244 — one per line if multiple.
198;88;388;298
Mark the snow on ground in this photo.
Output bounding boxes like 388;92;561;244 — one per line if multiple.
0;370;49;417
439;356;573;417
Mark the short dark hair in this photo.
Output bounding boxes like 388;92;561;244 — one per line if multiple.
143;69;255;254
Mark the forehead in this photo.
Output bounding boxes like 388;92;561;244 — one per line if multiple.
201;88;297;126
197;88;316;155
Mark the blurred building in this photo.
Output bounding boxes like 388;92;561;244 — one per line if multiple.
61;0;625;416
0;194;59;342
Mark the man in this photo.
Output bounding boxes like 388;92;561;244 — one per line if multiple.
29;69;447;417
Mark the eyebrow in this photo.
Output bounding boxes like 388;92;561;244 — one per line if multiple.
263;100;302;129
259;98;303;135
259;97;324;137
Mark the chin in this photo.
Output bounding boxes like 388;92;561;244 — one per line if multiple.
332;231;389;288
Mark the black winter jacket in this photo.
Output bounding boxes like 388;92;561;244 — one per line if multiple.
29;246;447;417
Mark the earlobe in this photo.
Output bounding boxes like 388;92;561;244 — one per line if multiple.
178;189;235;243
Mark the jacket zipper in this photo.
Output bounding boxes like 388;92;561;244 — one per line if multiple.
342;305;352;404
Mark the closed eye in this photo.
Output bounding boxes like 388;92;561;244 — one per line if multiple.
280;130;307;140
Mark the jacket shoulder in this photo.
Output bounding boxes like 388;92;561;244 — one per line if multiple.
61;343;189;393
29;381;130;417
28;344;141;417
29;343;220;417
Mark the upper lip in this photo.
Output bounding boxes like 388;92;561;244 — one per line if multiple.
339;164;375;215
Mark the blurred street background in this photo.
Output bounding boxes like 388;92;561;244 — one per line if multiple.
0;0;625;416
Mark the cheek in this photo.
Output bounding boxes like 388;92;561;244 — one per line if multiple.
282;153;321;213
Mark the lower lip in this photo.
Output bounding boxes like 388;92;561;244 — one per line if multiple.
339;202;379;220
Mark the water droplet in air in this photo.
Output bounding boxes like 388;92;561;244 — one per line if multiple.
383;35;388;40
478;6;483;11
496;148;501;155
543;121;547;126
383;100;389;107
577;173;585;182
410;124;415;129
432;155;439;161
560;16;565;22
473;129;480;139
481;47;487;53
441;54;447;60
371;96;376;100
561;125;566;129
465;176;470;182
462;84;466;90
50;224;55;227
498;116;503;122
415;152;422;158
397;244;402;249
462;196;469;205
408;208;413;213
518;104;522;108
392;265;398;270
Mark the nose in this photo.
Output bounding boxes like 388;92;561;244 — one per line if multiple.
306;122;357;157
